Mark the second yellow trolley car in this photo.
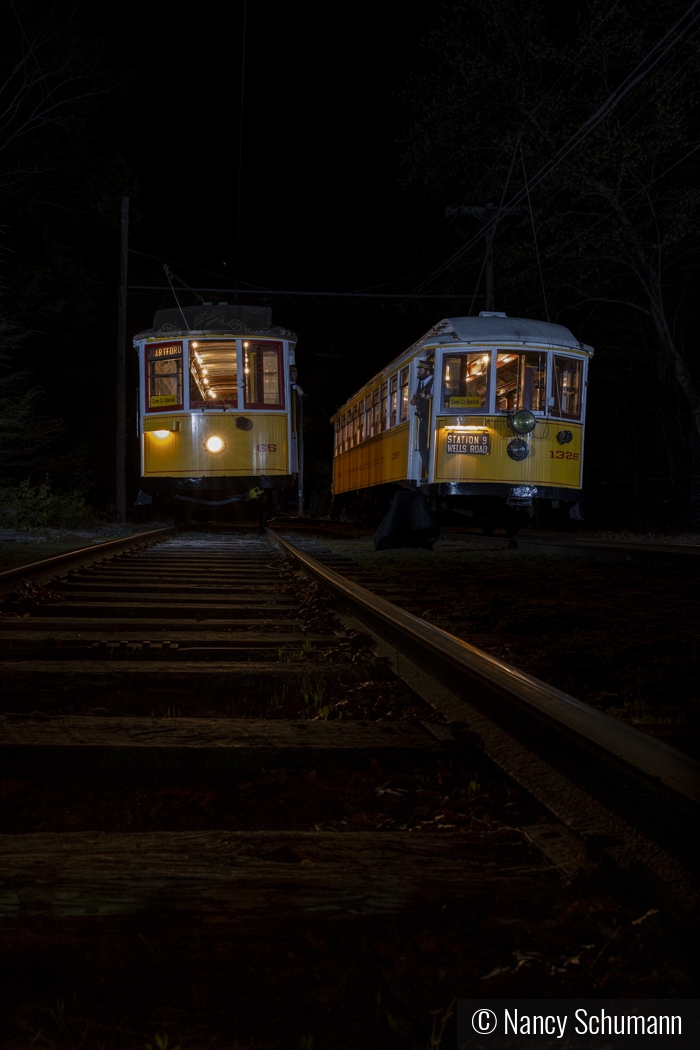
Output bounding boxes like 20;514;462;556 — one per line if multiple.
331;312;592;531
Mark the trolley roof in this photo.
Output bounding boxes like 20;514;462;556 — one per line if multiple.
438;315;588;349
133;303;297;343
332;314;592;419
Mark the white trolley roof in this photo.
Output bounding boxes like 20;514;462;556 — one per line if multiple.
332;314;592;419
441;315;589;349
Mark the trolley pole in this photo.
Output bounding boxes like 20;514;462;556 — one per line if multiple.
445;202;520;311
116;196;129;523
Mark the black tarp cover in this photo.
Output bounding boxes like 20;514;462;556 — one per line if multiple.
373;491;440;550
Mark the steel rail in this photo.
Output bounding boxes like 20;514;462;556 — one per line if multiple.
0;527;177;594
267;529;700;865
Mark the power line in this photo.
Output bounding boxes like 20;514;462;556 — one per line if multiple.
235;0;248;292
520;143;549;322
128;249;270;289
413;0;700;295
128;285;483;300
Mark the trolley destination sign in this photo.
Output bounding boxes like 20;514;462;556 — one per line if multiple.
446;431;490;455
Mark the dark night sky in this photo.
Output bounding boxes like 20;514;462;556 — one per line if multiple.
107;2;439;320
91;0;455;496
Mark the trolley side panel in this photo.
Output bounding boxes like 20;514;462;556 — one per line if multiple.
142;413;289;477
333;423;410;494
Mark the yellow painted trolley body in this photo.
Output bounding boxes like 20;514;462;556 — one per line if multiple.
331;314;592;516
134;304;299;507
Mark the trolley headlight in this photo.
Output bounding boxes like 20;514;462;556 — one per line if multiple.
507;437;529;461
152;430;170;439
557;429;573;444
509;409;536;434
205;435;225;454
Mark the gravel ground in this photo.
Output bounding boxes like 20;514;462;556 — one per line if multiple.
314;535;700;756
0;524;171;573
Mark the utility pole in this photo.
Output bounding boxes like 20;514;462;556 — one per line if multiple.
116;196;129;523
296;389;304;519
445;202;521;310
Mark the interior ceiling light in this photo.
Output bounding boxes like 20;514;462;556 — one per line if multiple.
153;430;170;439
208;390;217;398
192;342;198;348
205;435;224;453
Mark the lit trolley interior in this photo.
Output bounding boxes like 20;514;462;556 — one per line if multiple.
331;313;593;530
134;304;299;517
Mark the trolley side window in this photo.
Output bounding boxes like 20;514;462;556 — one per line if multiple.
552;356;583;419
372;389;380;436
380;382;388;432
355;401;364;444
190;340;238;408
389;374;398;427
399;367;409;422
351;404;359;446
495;351;547;413
334;419;340;456
442;352;489;411
147;342;183;411
244;341;284;409
364;395;373;439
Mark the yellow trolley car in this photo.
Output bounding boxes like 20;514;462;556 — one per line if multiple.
331;313;592;531
134;303;299;519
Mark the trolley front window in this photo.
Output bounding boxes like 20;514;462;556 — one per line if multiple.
190;340;237;408
442;352;489;411
496;351;547;413
147;342;183;411
552;356;583;419
244;341;284;409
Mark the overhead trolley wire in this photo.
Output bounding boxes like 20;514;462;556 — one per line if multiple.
128;285;482;300
411;0;700;296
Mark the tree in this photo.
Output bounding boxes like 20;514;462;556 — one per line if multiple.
0;0;112;190
403;0;700;430
0;2;136;504
0;307;59;470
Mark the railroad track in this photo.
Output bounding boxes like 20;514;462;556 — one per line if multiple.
0;528;698;1045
